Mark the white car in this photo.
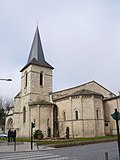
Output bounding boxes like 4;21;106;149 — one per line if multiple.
0;133;8;138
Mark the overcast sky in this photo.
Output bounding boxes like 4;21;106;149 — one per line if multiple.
0;0;120;99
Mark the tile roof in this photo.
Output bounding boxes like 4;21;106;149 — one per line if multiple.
71;89;103;97
53;89;103;101
29;99;54;106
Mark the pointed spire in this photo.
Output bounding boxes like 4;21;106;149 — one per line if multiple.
27;26;45;64
21;26;53;71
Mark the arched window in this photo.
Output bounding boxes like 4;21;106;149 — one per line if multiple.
47;118;49;127
75;110;78;120
7;118;13;129
63;112;66;121
40;72;43;86
96;110;99;119
23;107;26;123
25;71;28;87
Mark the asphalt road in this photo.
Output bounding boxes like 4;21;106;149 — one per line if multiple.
51;141;119;160
0;141;119;160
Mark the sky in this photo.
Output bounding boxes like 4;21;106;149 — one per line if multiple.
0;0;120;100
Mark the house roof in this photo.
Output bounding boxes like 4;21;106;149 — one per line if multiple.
21;26;53;72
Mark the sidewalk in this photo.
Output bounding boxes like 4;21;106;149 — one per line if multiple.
0;142;38;152
0;141;55;152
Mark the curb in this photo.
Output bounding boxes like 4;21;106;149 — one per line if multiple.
0;142;24;146
46;138;117;148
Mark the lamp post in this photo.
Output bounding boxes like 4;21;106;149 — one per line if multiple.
0;79;12;81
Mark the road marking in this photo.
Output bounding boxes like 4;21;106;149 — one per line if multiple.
48;157;69;160
0;151;71;160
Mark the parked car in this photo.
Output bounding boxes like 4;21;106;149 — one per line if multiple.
0;133;8;138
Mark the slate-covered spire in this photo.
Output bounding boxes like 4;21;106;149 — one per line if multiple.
21;26;53;71
27;26;44;63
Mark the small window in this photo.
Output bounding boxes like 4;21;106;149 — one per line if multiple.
75;110;78;120
105;123;108;126
63;112;66;121
96;110;99;119
23;107;26;123
40;72;43;86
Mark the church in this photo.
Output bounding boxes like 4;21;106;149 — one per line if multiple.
5;27;120;138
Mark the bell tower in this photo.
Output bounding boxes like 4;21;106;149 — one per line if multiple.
20;26;54;102
12;26;54;138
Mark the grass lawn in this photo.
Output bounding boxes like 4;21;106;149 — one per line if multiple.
0;136;117;147
36;135;117;146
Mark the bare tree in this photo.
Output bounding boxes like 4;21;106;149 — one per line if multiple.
0;96;3;109
0;97;14;125
3;98;14;113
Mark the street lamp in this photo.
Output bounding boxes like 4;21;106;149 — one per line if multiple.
111;109;120;159
0;79;12;81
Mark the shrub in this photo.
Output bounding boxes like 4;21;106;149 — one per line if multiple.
47;127;51;138
66;127;69;139
55;130;59;138
34;130;44;140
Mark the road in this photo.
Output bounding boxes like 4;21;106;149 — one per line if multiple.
0;141;119;160
51;141;119;160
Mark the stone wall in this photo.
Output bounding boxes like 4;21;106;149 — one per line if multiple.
104;97;120;135
55;94;105;138
30;105;53;137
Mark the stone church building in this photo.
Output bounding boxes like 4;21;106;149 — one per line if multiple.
5;27;120;138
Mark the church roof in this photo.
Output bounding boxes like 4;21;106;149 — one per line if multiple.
52;80;115;96
21;26;53;71
53;89;103;101
71;89;103;97
28;99;54;106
